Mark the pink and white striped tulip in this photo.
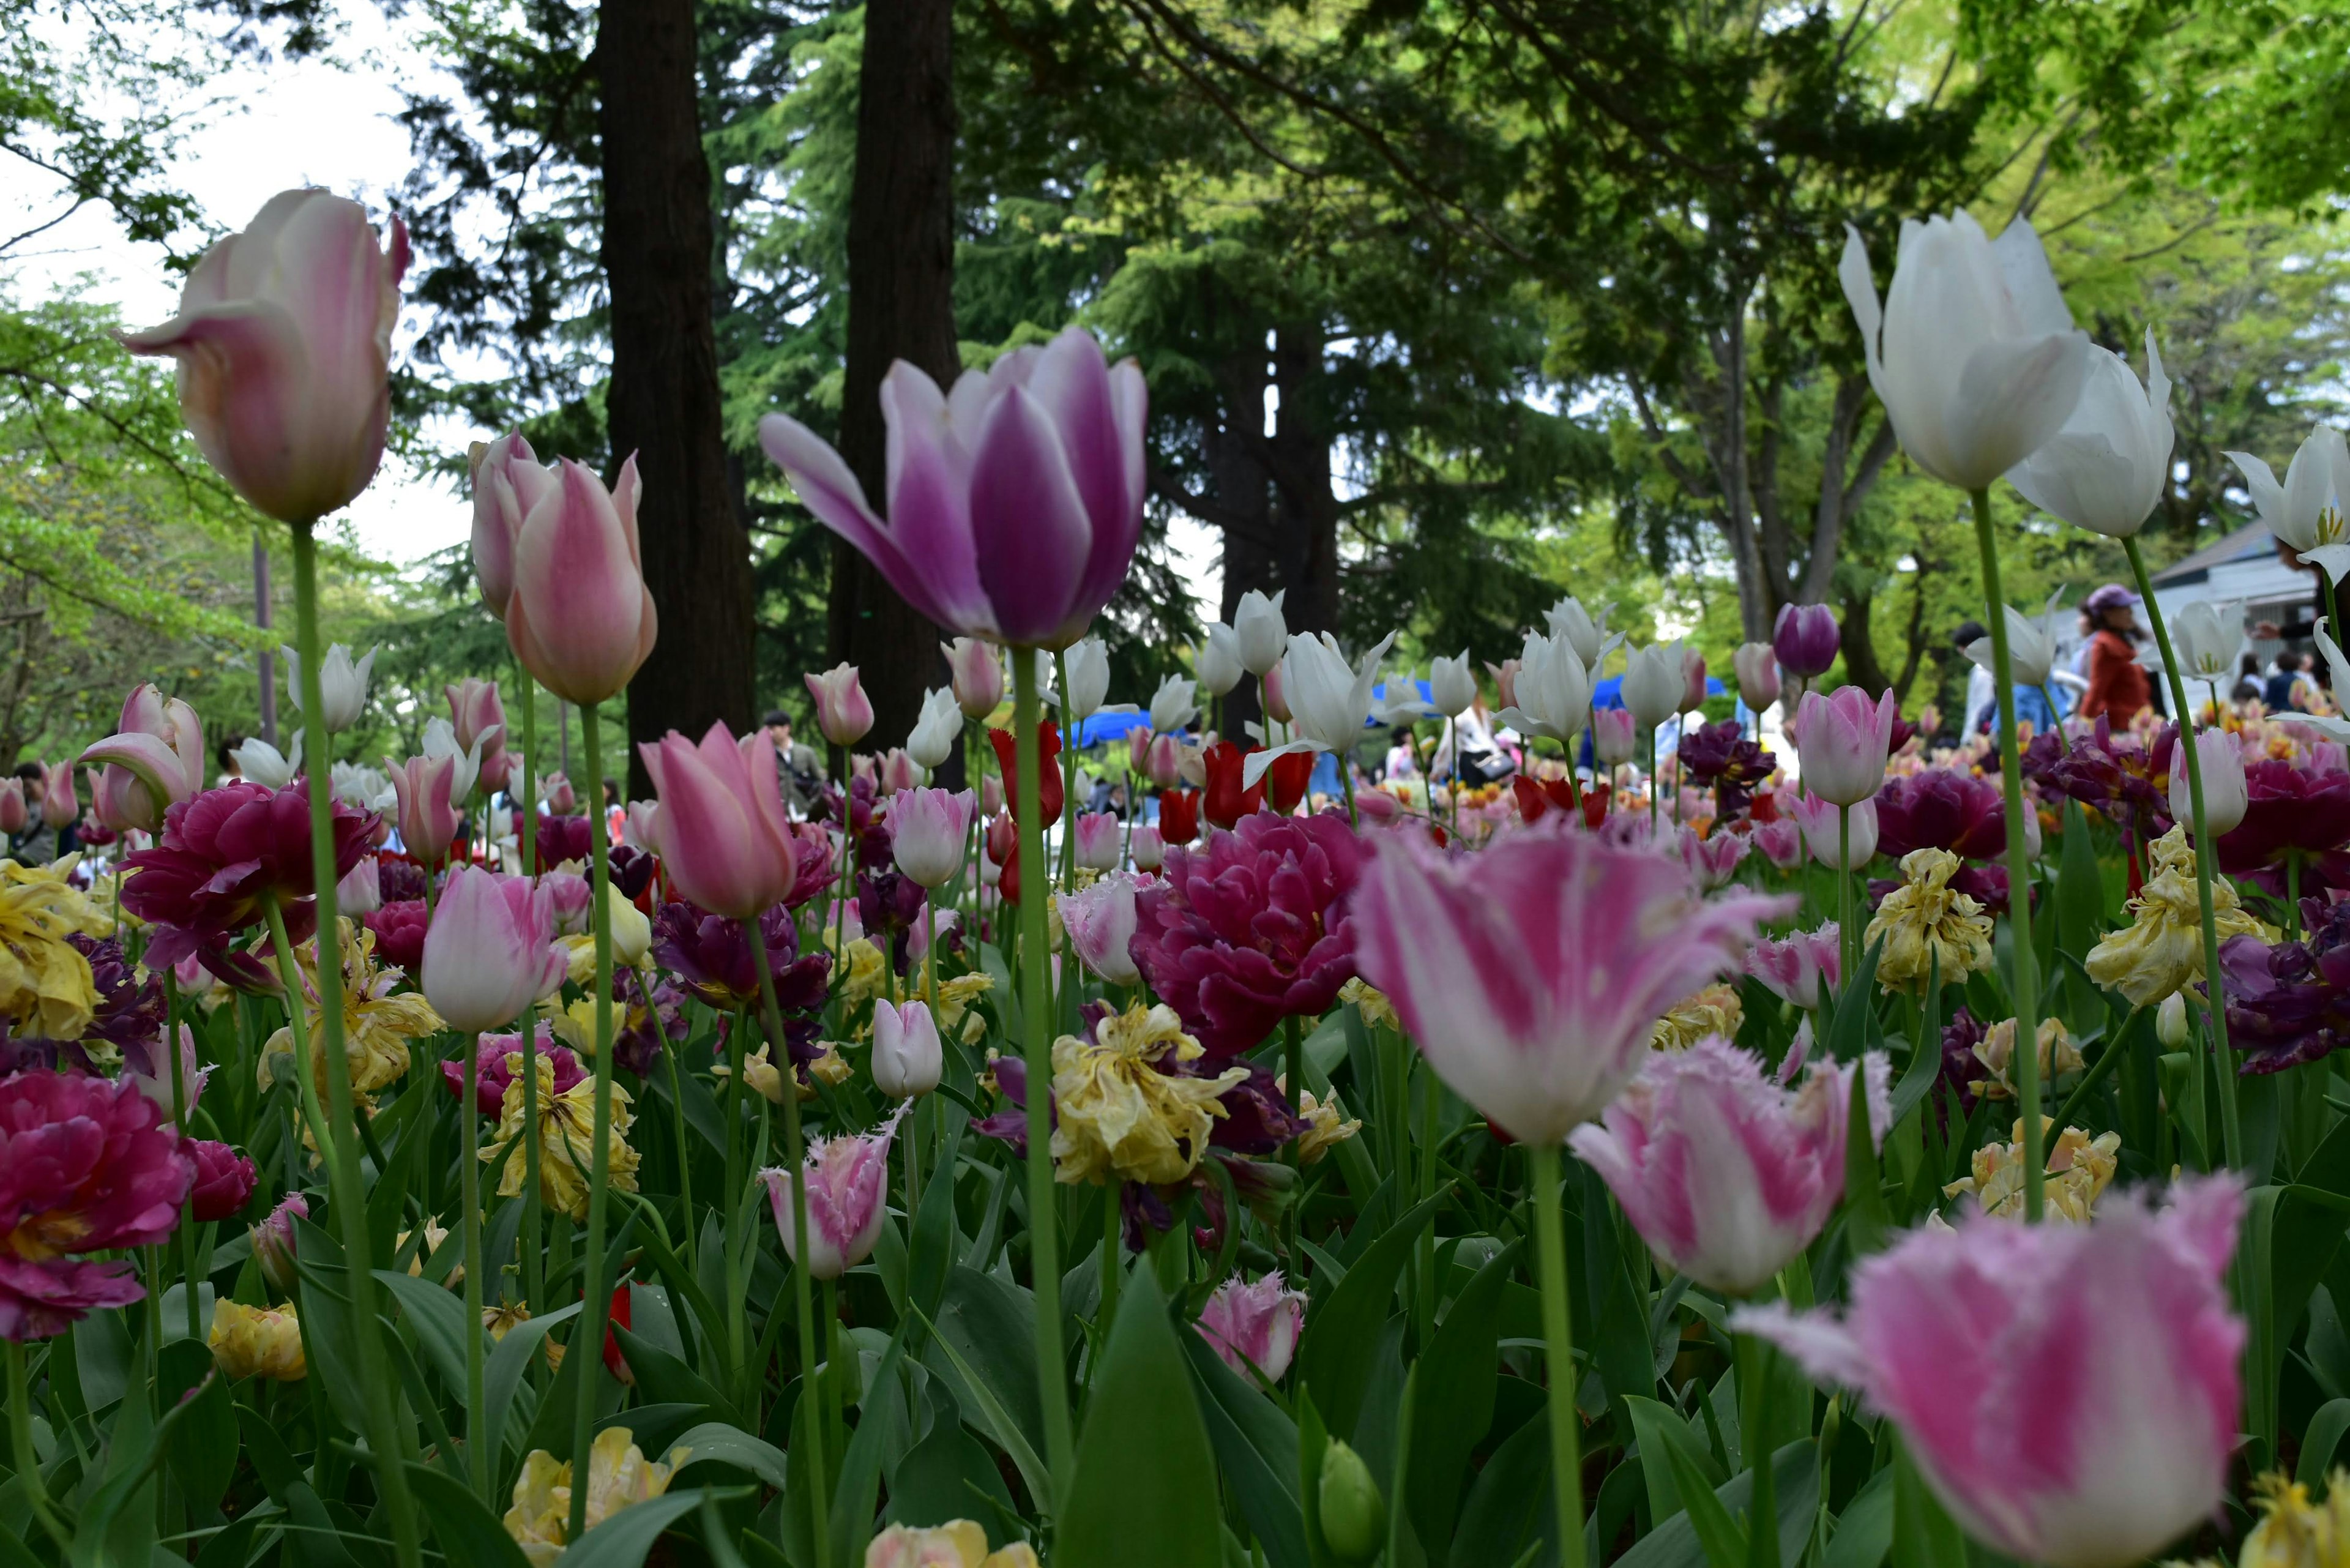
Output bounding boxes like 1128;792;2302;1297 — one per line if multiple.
1793;686;1900;806
763;1105;910;1279
79;684;206;835
871;1001;942;1098
1678;826;1748;890
1073;811;1121;871
445;679;507;788
878;747;922;796
386;752;464;865
1352;818;1790;1144
638;722;799;918
1570;1036;1886;1295
944;637;1006;719
123;189;408;524
1788;791;1878;870
505;457;657;705
805;663;875;749
890;788;975;889
1592;706;1640;769
1058;870;1143;985
421;866;567;1033
1748;923;1841;1010
38;762;76;832
1753;817;1805;870
1197;1272;1307;1382
1738;1177;2244;1568
1129;825;1165;872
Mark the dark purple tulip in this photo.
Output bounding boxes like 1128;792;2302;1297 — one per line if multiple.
1772;603;1840;679
2219;898;2350;1073
2218;760;2350;895
1874;769;2012;862
1677;720;1772;818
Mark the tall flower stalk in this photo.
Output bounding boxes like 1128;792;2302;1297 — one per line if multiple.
564;701;618;1542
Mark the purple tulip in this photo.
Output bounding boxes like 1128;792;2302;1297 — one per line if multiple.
1772;602;1840;679
1873;769;2016;862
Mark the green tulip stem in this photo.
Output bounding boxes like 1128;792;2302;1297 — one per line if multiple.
7;1340;66;1550
2124;535;2244;1171
518;661;539;876
1054;649;1079;898
1649;726;1661;830
564;700;619;1542
460;1031;489;1500
1837;804;1854;985
288;520;425;1568
1968;488;2046;1221
1529;1143;1587;1568
161;967;202;1345
1011;649;1078;1501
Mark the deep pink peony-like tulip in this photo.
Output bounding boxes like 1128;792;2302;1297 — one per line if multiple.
1131;812;1364;1060
79;682;207;835
0;1256;148;1342
121;782;374;967
187;1138;259;1222
1740;1178;2244;1568
1196;1271;1307;1381
1570;1036;1885;1295
386;752;464;865
639;722;799;919
365;899;430;973
1747;923;1841;1010
1873;769;2017;862
1794;685;1899;806
1354;819;1789;1144
422;865;567;1032
124;190;408;524
504;458;658;705
761;326;1145;649
441;1028;583;1116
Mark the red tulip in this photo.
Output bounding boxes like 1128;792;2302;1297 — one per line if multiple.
1201;741;1266;829
1158;788;1201;846
986;721;1064;823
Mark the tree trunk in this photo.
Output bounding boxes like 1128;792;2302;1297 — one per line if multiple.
602;0;756;798
1267;321;1341;637
829;0;960;774
1210;346;1274;738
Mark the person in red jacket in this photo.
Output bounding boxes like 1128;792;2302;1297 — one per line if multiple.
2078;583;2152;723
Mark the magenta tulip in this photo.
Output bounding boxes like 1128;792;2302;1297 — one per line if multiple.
504;457;657;705
761;325;1145;649
1794;686;1899;806
79;682;206;835
889;787;974;889
187;1139;259;1223
386;752;464;866
1197;1272;1307;1381
122;189;408;523
421;865;567;1032
1773;603;1841;679
805;663;875;749
638;722;799;918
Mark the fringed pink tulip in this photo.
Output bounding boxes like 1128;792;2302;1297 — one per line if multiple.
1748;924;1842;1010
871;1001;942;1098
1794;686;1900;806
386;752;464;865
1788;791;1878;870
1739;1178;2244;1568
805;663;875;749
1073;811;1121;872
1352;818;1789;1143
761;1105;909;1279
122;189;408;524
1058;870;1144;985
250;1190;307;1291
1754;817;1805;870
890;788;974;889
1678;826;1748;890
504;457;657;705
421;865;567;1032
638;722;799;919
80;682;206;835
1570;1036;1886;1295
1197;1272;1307;1381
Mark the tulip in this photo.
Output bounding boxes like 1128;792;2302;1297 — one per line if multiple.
386;753;464;865
187;1139;259;1222
878;747;922;796
250;1191;307;1291
1496;631;1595;744
1794;686;1899;806
1961;603;2060;691
2227;426;2350;583
1754;817;1804;870
1679;824;1750;890
121;1024;207;1121
468;432;554;613
2168;600;2240;684
867;1523;1040;1568
1196;622;1244;696
1838;212;2089;490
1621;643;1685;730
891;787;975;888
0;780;26;837
938;638;1002;722
1064;636;1116;722
1544;595;1619;670
1732;642;1780;709
1679;648;1710;714
337;856;382;916
872;1001;943;1097
1591;707;1639;767
1234;588;1288;676
539;770;576;816
1485;657;1521;711
1748;923;1842;1010
2168;729;2248;838
1197;1272;1307;1381
277;643;377;734
210;1299;307;1380
422;866;567;1032
1572;1037;1886;1296
230;734;300;792
504;457;658;705
1128;824;1165;871
123;189;408;524
805;663;874;748
1143;733;1184;791
37;761;76;832
1319;1441;1387;1562
1244;630;1395;788
1059;870;1144;984
1790;791;1879;870
1428;652;1477;718
761;325;1145;648
761;1105;909;1279
985;720;1064;824
637;722;800;918
444;677;505;785
1773;603;1841;679
80;682;206;835
2007;330;2173;538
1739;1177;2243;1568
1073;811;1121;871
1149;674;1199;734
420;714;492;804
906;687;963;771
1157;789;1199;846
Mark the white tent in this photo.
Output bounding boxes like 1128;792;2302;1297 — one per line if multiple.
2147;521;2321;691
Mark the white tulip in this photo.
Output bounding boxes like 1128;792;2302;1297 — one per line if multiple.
1621;643;1685;729
1430;652;1477;717
1543;596;1622;671
1496;632;1595;743
1242;630;1395;787
1839;212;2090;490
1196;623;1244;696
871;1001;942;1098
2168;601;2241;682
1961;604;2059;689
905;686;962;771
1149;674;1199;734
1063;637;1113;721
231;731;302;791
2300;618;2350;745
422;715;488;802
1370;667;1437;727
330;759;396;814
2006;330;2173;538
1234;589;1288;676
2226;426;2350;584
2168;728;2247;838
282;642;378;733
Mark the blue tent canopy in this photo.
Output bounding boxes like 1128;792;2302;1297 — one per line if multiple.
1072;710;1155;749
1587;673;1725;711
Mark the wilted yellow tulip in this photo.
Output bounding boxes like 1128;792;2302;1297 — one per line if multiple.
209;1299;306;1381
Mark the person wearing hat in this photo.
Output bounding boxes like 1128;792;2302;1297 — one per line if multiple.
2080;583;2152;723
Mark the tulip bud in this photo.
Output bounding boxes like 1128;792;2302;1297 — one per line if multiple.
1144;733;1183;791
872;1001;942;1097
891;788;975;889
250;1191;308;1292
1073;812;1121;872
1128;725;1154;776
284;643;378;733
38;761;76;831
638;722;801;918
540;771;578;815
1149;674;1199;735
879;747;922;796
387;752;464;865
1772;602;1841;679
1234;589;1288;676
1592;707;1639;767
1064;637;1113;722
505;458;658;705
1430;652;1477;718
806;663;875;749
2157;990;2190;1048
0;778;26;837
443;677;506;783
1260;659;1293;725
942;638;1005;719
1318;1440;1386;1563
1679;649;1710;715
1129;825;1165;871
469;432;553;613
907;687;962;771
2169;728;2248;838
985;811;1017;867
1196;624;1244;696
1621;644;1684;730
1732;642;1781;710
981;774;1005;818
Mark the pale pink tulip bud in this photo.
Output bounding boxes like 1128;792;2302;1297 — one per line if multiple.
1677;824;1749;890
943;638;1005;719
0;778;27;836
78;683;206;835
1261;660;1292;724
337;855;384;916
1793;685;1898;806
1128;725;1154;775
1485;657;1521;712
1788;791;1878;870
468;432;558;613
386;752;464;865
1058;870;1143;984
1739;1177;2244;1568
1732;643;1781;710
1073;811;1121;871
250;1191;309;1293
1573;1037;1889;1296
762;1105;909;1279
38;763;75;832
446;678;507;787
879;747;921;796
422;865;567;1032
981;774;1005;818
540;771;577;815
1591;707;1639;768
1129;825;1165;871
1747;923;1841;1010
1679;649;1710;714
124;189;409;523
505;457;658;705
889;787;974;889
805;663;875;749
1145;734;1184;791
1197;1272;1307;1382
638;721;799;918
871;1001;942;1098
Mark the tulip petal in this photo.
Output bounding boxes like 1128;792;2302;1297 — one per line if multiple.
1989;215;2073;338
1240;740;1318;791
968;383;1093;645
759;412;956;629
78;733;185;804
1946;330;2090;487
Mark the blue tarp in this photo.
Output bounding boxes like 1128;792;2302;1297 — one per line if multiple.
1072;710;1156;749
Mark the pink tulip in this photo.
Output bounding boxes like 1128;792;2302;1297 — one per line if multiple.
0;780;26;837
1058;870;1143;985
1591;706;1639;768
805;663;875;749
504;457;657;705
1129;825;1165;872
1144;733;1184;790
761;325;1145;649
1197;1272;1307;1382
943;637;1005;719
1732;643;1781;710
1261;659;1292;724
123;189;408;524
421;865;566;1033
1788;791;1878;870
250;1191;307;1292
1679;649;1710;714
386;753;464;865
889;787;974;889
468;432;556;613
878;747;921;796
37;763;75;832
446;678;507;788
1352;818;1790;1143
1127;725;1154;775
540;870;592;934
1747;922;1841;1009
1073;811;1121;871
1793;686;1898;806
1754;816;1804;870
761;1105;909;1279
638;722;799;918
337;855;383;917
1486;658;1521;712
871;1001;942;1097
79;683;206;835
540;771;578;815
1678;825;1749;890
1572;1036;1886;1296
981;774;1005;818
622;800;660;851
1740;1178;2244;1568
